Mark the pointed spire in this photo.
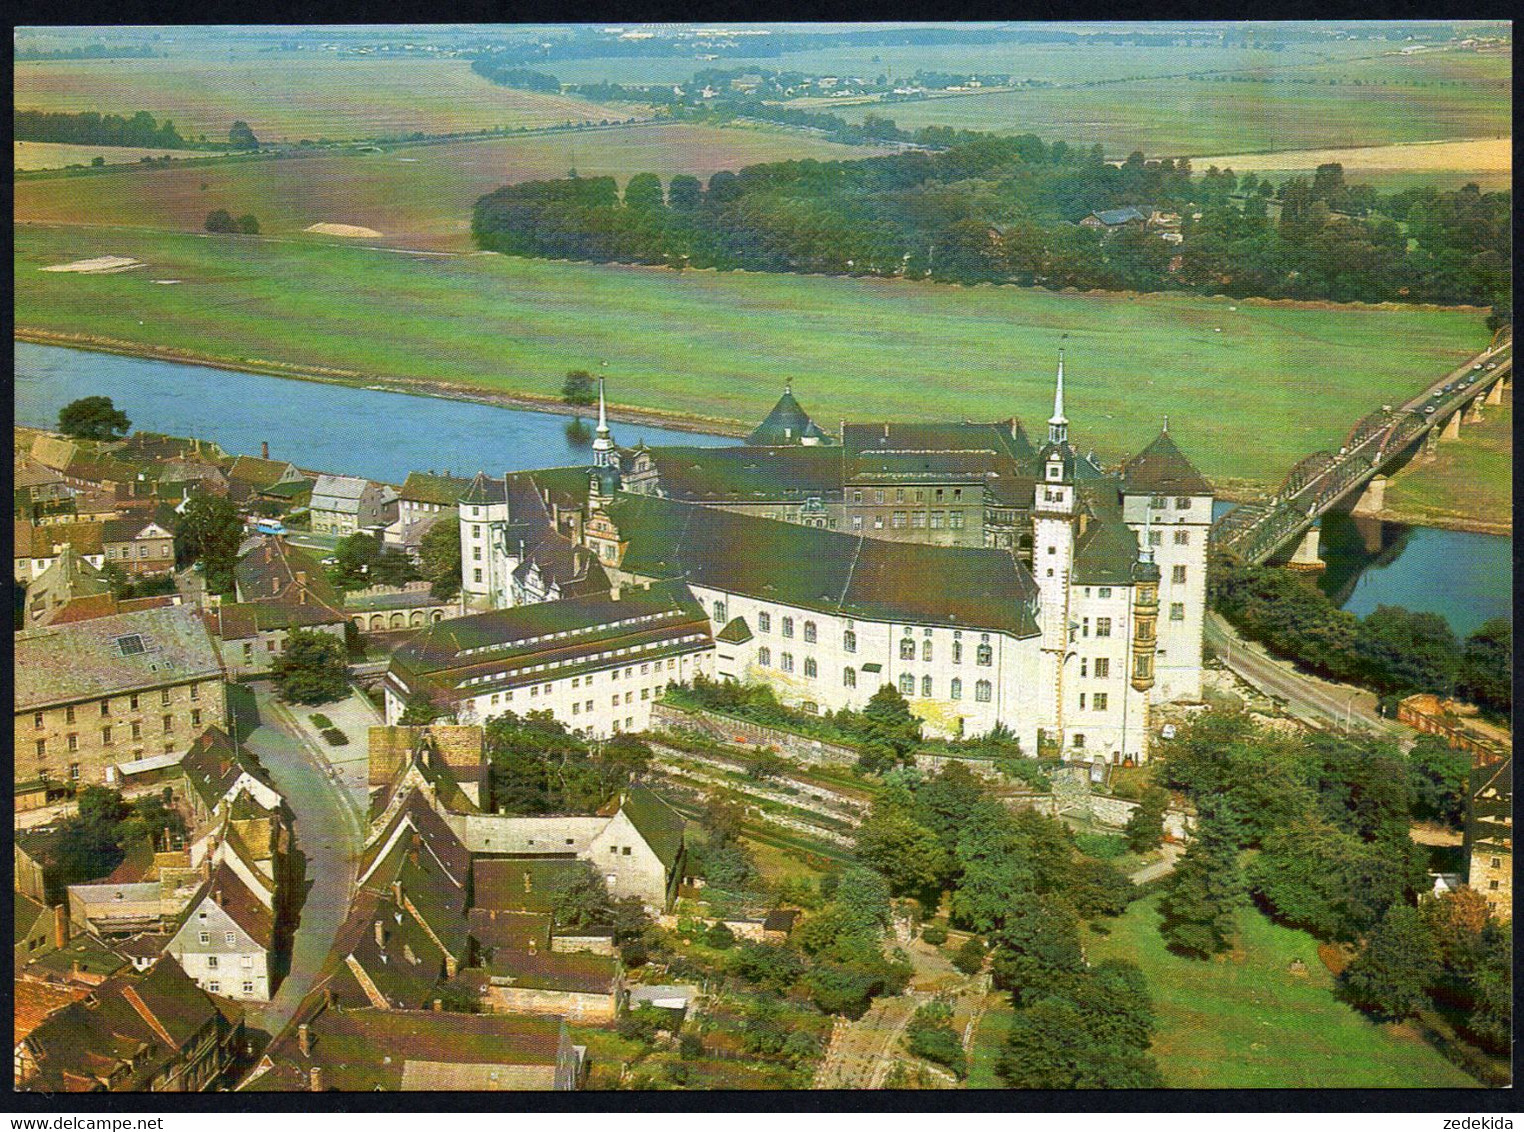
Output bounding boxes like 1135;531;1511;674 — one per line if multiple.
592;375;615;467
1047;344;1069;446
596;375;609;437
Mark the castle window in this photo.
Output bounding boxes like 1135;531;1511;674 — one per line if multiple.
1170;603;1185;621
921;675;932;697
843;667;856;688
758;611;771;632
874;516;884;529
1073;734;1085;748
1098;587;1111;599
911;512;925;528
900;639;916;660
950;678;962;700
892;512;906;529
1149;530;1163;546
930;512;944;529
782;617;794;638
975;680;992;702
896;488;905;503
853;491;862;504
1094;693;1109;711
976;643;993;666
953;489;962;501
950;511;965;530
803;621;817;643
1172;565;1187;584
804;657;817;678
843;630;856;653
952;641;962;664
852;516;863;532
473;569;482;583
713;601;727;624
1149;496;1165;509
899;673;915;695
1175;497;1192;510
1174;531;1190;545
875;490;885;505
1095;618;1112;638
1135;655;1152;679
1095;658;1110;679
780;653;794;673
1081;659;1088;677
921;640;932;663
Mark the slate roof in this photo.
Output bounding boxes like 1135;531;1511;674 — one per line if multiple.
21;520;107;558
647;445;844;504
14;605;225;712
604;494;1041;637
228;455;296;488
234;536;343;609
481;949;619;994
1072;518;1143;585
460;471;508;505
472;858;588;915
179;727;272;812
1121;429;1213;497
716;615;754;644
199;862;275;949
467;909;553;955
1469;757;1512;852
242;1006;566;1092
401;472;473;506
13;979;91;1045
15;893;49;945
842;420;1035;468
619;786;686;871
1090;206;1147;226
25;933;131;982
747;388;829;446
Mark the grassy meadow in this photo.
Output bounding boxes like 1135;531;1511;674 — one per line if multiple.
13;55;644;142
13;139;226;170
1195;138;1512;193
1082;895;1479;1088
14;125;900;252
14;223;1489;493
1384;397;1512;532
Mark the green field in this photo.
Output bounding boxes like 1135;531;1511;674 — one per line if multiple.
1384;396;1512;532
965;999;1016;1089
13;56;644;142
821;47;1511;158
1082;895;1478;1088
13;125;899;252
14;223;1490;493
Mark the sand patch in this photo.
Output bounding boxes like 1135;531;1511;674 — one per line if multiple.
151;279;183;285
304;222;383;238
40;256;143;274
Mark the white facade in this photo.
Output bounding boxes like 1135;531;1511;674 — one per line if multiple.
1122;489;1211;704
167;895;272;1002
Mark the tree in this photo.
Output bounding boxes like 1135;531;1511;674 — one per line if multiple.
1455;618;1511;715
990;897;1082;1001
1418;886;1490;976
228;120;259;149
174;492;243;595
995;996;1164;1089
561;370;597;406
1124;786;1169;853
668;174;702;212
1341;904;1438;1020
271;627;349;704
205;209;239;233
398;690;442;726
1406;737;1471;827
1067;858;1136;920
418;514;462;600
1158;812;1241;958
238;213;260;235
853;800;949;901
548;863;616;931
623;172;665;212
952;936;985;975
57;395;130;441
1354;605;1460;696
332;531;418;590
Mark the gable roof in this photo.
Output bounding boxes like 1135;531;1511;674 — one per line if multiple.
602;493;1040;637
716;615;754;644
234;536;342;608
619;786;686;871
1121;429;1213;497
1090;206;1147;225
179;727;271;811
647;445;844;504
401;472;473;506
472;858;587;915
479;948;619;994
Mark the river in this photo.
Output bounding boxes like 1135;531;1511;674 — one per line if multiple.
16;343;1510;636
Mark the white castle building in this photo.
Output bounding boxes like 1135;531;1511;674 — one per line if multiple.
415;363;1212;764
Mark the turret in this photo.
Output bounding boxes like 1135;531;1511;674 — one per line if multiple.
592;376;616;469
1130;514;1160;692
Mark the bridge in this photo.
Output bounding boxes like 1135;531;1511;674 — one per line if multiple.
1212;332;1511;567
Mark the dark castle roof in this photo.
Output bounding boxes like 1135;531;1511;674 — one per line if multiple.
1121;430;1213;497
748;389;828;446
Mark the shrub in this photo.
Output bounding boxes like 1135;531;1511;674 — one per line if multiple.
921;924;949;946
952;936;986;975
321;728;349;746
705;922;737;950
309;713;334;729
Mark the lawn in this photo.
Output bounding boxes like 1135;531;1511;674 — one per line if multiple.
824;48;1511;160
1383;397;1512;532
13;223;1491;494
1082;894;1479;1088
13;55;644;142
965;997;1015;1089
14;125;901;252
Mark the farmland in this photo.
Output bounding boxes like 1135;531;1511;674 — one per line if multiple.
1082;895;1478;1088
13;125;901;252
13;223;1489;494
13;140;223;170
1195;137;1512;193
12;56;644;142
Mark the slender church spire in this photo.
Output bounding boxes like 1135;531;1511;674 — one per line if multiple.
592;374;615;467
1047;347;1069;446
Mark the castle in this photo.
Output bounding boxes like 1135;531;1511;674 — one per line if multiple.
392;356;1213;764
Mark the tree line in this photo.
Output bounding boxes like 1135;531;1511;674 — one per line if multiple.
472;139;1510;312
1211;559;1511;716
15;109;188;149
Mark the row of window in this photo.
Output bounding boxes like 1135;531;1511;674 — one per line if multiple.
1078;692;1111;711
896;672;995;702
1150;496;1196;510
850;510;965;533
854;487;965;505
34;685;201;729
478;659;681;708
1145;530;1193;546
34;710;201;757
740;610;997;667
204;981;257;995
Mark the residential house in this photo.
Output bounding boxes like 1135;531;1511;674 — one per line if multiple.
15;956;243;1092
101;516;176;576
13;605;228;796
15;894;64;969
19;931;131;988
390;471;470;555
13;978;92;1079
21;545;113;627
177;727;284;829
459;949;624;1023
310;474;398;536
1466;757;1512;921
1080;206;1148;232
239;1001;583;1091
226;454;306;507
209;537;348;676
166;851;278;1003
14;520;106;582
369;724;489;809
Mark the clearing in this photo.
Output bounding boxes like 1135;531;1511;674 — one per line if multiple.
13;223;1491;496
1081;894;1479;1088
40;256;143;274
1196;137;1512;193
14;124;901;252
13;55;644;142
304;223;383;239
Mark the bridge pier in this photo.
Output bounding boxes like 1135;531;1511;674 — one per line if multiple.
1486;379;1505;406
1440;411;1462;441
1465;397;1485;424
1350;474;1387;517
1286;524;1325;572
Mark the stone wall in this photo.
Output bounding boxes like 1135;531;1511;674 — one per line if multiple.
481;984;620;1024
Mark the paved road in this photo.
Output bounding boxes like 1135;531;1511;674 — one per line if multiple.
239;683;363;1039
1206;613;1408;741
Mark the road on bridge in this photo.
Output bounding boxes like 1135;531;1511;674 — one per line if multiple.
1206;613;1409;742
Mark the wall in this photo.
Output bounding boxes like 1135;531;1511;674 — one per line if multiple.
481;984;619;1024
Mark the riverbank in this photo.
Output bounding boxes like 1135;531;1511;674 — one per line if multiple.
14;327;753;440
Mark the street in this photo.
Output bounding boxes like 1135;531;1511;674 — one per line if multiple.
1205;613;1408;740
237;683;363;1038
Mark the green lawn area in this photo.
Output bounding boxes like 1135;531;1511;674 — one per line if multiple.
1082;894;1479;1088
1384;396;1512;532
966;998;1015;1089
14;224;1491;495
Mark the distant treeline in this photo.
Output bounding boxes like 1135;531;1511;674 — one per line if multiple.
15;109;188;149
468;59;562;93
15;44;157;61
471;136;1511;313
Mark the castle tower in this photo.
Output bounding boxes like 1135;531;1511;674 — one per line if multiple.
1033;350;1078;750
591;375;616;469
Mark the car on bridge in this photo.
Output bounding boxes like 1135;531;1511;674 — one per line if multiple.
1425;405;1437;415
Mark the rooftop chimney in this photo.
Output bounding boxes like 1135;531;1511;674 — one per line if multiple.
374;921;386;948
54;904;70;949
297;1023;312;1057
432;998;443;1012
262;441;270;460
309;1065;324;1092
391;879;403;905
